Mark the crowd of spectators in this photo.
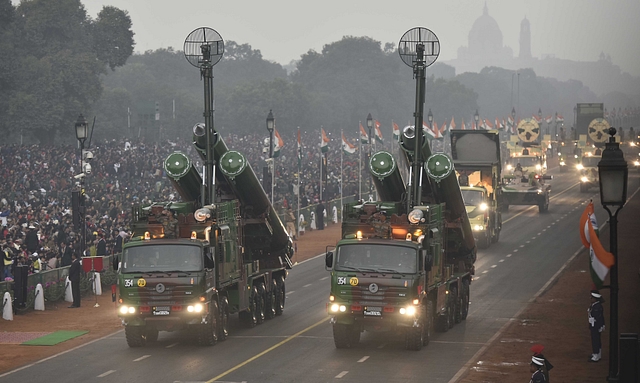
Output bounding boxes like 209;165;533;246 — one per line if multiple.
1;130;382;281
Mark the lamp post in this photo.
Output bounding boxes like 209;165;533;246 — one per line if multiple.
74;114;88;258
554;111;559;141
266;110;275;206
538;108;543;135
573;106;578;140
474;109;480;129
598;127;628;383
366;113;373;199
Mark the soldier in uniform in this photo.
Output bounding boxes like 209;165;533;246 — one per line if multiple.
529;356;547;382
531;344;553;382
588;290;605;362
161;209;178;239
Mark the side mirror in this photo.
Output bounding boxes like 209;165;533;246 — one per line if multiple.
424;250;433;271
204;250;215;269
325;251;333;270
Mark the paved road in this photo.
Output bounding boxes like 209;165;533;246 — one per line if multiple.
2;169;637;383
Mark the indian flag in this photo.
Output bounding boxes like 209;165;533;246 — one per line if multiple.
374;120;384;143
273;128;284;158
342;132;356;154
392;121;400;140
359;122;369;144
320;128;330;153
580;201;615;289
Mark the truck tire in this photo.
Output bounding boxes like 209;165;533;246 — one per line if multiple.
424;301;434;346
333;323;359;349
477;232;490;249
125;326;146;348
240;286;258;328
448;288;457;328
197;300;219;346
145;328;159;342
436;295;452;332
491;227;500;243
218;296;229;341
256;283;266;325
405;305;426;351
460;279;470;321
275;276;285;316
265;280;277;320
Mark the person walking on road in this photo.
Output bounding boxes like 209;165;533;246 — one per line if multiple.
588;290;605;362
68;252;81;308
315;200;325;230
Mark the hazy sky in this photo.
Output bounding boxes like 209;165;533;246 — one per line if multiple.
79;0;640;76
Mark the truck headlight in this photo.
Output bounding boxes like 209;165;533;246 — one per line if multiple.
536;164;542;170
473;225;484;231
330;304;346;313
581;176;589;183
479;203;488;211
187;303;204;313
399;306;417;316
559;161;566;166
119;305;135;315
634;161;640;166
506;164;513;170
576;164;584;170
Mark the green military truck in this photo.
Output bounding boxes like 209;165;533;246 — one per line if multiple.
450;130;503;249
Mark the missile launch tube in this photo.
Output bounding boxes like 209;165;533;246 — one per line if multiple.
192;122;230;163
218;150;291;253
369;151;406;202
425;153;475;253
164;152;203;202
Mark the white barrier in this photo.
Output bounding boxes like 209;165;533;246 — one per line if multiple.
93;272;102;295
64;276;73;302
2;292;13;320
34;283;45;311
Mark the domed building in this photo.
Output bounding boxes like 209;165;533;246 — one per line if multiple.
456;3;513;66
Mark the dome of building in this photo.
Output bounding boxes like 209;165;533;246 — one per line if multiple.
468;3;503;52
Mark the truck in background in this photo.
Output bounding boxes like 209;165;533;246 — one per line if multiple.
450;130;503;249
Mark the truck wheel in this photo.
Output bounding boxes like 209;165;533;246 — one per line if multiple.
256;283;266;325
424;301;434;346
197;300;219;346
145;328;159;342
333;323;358;349
405;305;426;351
452;286;463;324
240;286;258;328
477;232;490;249
491;228;500;243
125;326;146;348
265;280;277;320
436;297;451;332
275;276;285;316
218;296;229;341
461;280;470;320
448;288;457;328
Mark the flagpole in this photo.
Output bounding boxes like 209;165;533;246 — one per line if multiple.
340;129;344;221
319;126;323;202
297;127;301;240
358;122;362;201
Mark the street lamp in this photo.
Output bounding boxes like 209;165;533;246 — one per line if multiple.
474;109;479;129
538;108;543;135
74;114;88;258
366;113;373;199
597;127;628;383
554;111;559;141
427;108;433;130
573;106;578;140
266;110;275;205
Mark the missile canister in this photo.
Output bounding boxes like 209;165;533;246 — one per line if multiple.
369;150;406;202
218;150;292;257
425;153;475;255
192;122;229;163
164;152;202;202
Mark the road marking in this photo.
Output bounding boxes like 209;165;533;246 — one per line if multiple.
303;284;312;288
499;259;504;263
335;371;349;378
482;270;488;274
358;356;370;363
526;241;530;244
377;344;386;348
531;237;537;239
506;254;512;257
519;245;525;248
537;232;542;235
97;370;116;378
491;265;497;268
134;355;151;362
474;276;480;280
513;249;518;252
542;228;547;232
205;317;329;383
286;291;294;295
166;343;179;348
320;276;329;281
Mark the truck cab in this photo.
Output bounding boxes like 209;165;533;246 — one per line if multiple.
577;153;602;192
460;186;498;249
558;142;580;173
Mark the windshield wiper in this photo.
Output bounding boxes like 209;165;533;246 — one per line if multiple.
162;270;193;275
339;266;377;273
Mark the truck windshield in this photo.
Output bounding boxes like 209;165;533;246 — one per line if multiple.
121;244;203;273
336;244;417;274
514;157;540;167
461;189;485;206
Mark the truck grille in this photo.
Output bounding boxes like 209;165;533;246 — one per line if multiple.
342;285;408;305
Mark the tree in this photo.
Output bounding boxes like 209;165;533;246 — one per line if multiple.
93;6;135;70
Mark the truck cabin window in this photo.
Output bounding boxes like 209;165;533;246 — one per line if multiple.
461;189;485;206
122;244;203;273
336;244;417;274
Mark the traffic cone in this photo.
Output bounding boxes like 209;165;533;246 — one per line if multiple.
2;292;13;320
34;283;45;311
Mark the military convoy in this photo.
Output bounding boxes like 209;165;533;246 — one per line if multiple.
116;31;292;347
